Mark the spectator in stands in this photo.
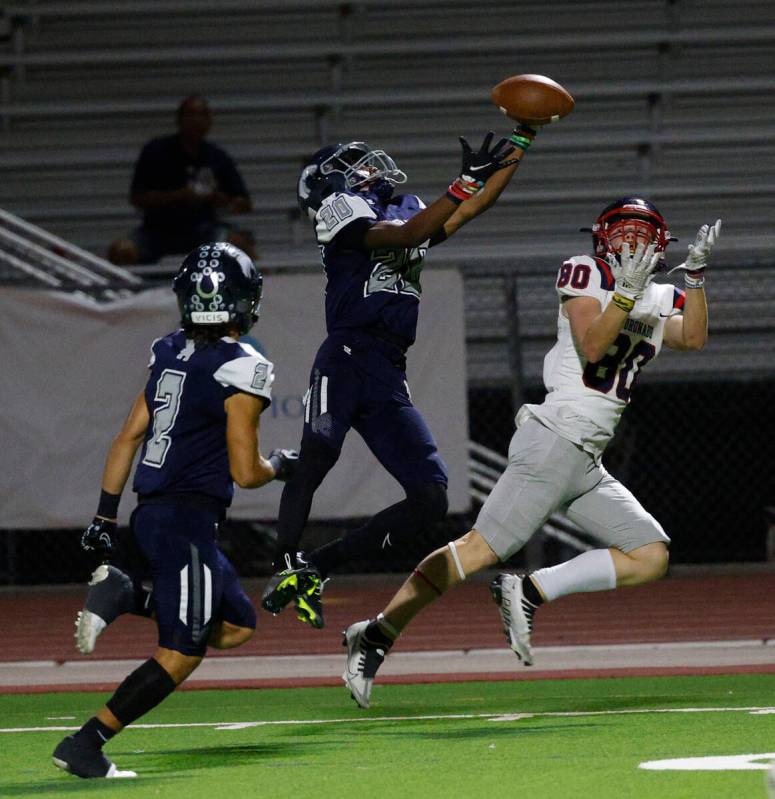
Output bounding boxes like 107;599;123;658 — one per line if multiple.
107;95;255;265
340;200;722;709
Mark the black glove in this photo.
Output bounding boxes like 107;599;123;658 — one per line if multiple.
268;448;299;482
81;516;117;559
447;131;519;202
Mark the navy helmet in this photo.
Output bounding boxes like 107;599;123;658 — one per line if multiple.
582;196;677;258
173;242;263;335
297;141;407;219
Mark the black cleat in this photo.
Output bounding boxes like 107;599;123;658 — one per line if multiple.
52;735;136;779
262;566;326;628
293;569;326;629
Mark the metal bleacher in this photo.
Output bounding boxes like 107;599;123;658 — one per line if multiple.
1;0;774;384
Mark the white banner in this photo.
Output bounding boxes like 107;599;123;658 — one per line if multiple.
0;270;470;528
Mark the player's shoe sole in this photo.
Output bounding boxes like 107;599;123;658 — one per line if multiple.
74;564;135;655
52;735;136;779
74;610;107;656
490;573;534;666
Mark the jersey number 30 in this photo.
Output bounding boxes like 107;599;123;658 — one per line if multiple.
142;369;186;468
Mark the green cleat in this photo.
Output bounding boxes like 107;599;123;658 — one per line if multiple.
261;568;304;615
294;570;326;629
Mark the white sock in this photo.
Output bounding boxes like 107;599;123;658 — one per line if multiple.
530;549;616;602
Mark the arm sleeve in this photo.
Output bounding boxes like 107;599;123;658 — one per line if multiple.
213;354;275;406
315;192;378;246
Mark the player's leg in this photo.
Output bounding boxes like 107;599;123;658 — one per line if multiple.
343;418;578;705
527;470;670;601
54;504;223;779
75;512;156;655
296;388;448;629
262;359;358;616
308;389;450;578
343;528;497;707
209;549;256;649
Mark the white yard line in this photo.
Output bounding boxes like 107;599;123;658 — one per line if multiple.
2;705;775;734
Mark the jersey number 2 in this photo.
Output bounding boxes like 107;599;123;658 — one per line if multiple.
142;369;186;468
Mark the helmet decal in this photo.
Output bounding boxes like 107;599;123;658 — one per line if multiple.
173;242;263;335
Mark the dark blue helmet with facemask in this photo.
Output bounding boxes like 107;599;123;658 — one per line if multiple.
297;141;407;219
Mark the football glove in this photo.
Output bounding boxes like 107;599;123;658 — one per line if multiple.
447;131;519;202
611;242;661;312
668;219;721;288
268;448;299;482
81;516;117;559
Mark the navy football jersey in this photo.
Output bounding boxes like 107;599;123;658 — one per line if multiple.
314;189;430;348
133;330;274;505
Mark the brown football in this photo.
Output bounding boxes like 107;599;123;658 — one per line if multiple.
491;74;574;126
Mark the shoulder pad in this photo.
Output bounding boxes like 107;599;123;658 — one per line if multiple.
555;255;611;300
315;192;377;245
214;349;275;404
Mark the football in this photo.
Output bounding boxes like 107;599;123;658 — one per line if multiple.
491;74;574;126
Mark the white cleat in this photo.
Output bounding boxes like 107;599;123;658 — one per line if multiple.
74;610;107;655
490;573;535;666
73;564;134;655
342;620;389;709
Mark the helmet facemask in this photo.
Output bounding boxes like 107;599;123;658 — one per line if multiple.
587;198;674;279
319;142;407;197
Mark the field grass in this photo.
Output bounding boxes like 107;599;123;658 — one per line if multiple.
1;674;774;798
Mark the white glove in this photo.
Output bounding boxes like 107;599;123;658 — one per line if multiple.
668;219;721;287
613;242;660;310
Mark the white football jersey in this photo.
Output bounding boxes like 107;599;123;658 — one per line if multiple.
522;255;685;459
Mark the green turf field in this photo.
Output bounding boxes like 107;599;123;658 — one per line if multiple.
2;674;774;798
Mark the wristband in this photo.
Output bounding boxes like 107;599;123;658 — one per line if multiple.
447;175;484;203
611;292;635;313
684;272;705;289
97;489;121;519
509;124;537;151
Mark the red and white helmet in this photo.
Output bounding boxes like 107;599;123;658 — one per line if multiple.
584;196;676;259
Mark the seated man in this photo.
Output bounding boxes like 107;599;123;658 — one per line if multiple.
108;95;255;265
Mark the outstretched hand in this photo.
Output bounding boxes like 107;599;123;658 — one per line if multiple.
668;219;722;275
447;131;519;202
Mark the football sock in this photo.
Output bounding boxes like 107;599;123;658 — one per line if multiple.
274;437;339;571
530;549;616;602
106;658;177;727
308;483;448;578
365;620;394;650
521;575;545;607
74;717;116;750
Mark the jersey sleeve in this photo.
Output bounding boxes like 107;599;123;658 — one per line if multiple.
213;353;275;406
315;192;378;246
147;336;163;368
555;255;613;302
